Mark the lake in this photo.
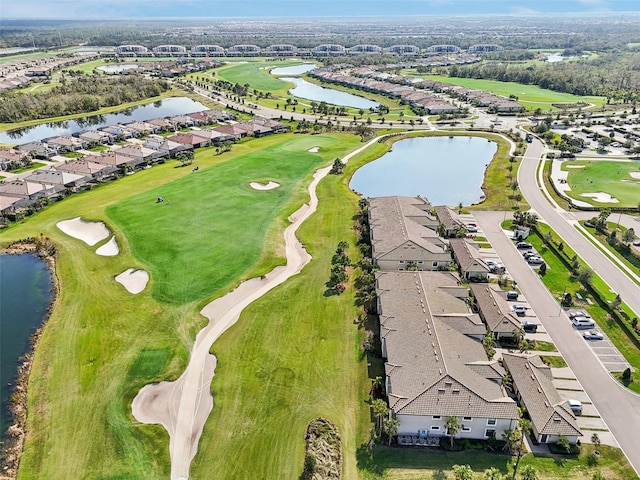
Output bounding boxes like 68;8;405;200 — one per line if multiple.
0;253;53;433
282;77;379;109
546;53;564;62
97;64;140;73
0;97;209;144
270;64;316;76
349;136;497;206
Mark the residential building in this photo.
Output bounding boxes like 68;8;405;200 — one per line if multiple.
377;271;518;445
470;284;522;340
448;238;490;282
368;196;451;272
503;353;582;445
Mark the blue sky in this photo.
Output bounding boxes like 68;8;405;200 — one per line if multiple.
2;0;639;19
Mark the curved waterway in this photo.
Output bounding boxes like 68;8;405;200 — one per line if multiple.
350;136;497;206
0;254;53;433
270;63;316;76
131;136;381;480
0;97;209;144
283;77;378;109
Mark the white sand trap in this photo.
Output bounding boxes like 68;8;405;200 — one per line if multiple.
250;181;280;191
115;268;149;294
308;146;319;153
57;217;110;246
565;165;586;169
630;172;640;179
96;236;119;256
580;192;619;203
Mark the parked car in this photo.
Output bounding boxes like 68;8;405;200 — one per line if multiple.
511;305;528;316
506;290;519;301
567;399;583;415
466;225;478;233
489;262;505;273
517;242;533;250
633;239;640;246
523;251;537;260
568;309;590;319
521;321;538;333
527;256;545;265
572;317;596;329
583;330;604;340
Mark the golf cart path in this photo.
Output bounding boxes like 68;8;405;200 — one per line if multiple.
131;136;381;480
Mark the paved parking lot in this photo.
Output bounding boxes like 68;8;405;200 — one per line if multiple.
551;366;618;447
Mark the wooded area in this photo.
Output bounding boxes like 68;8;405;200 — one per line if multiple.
0;75;171;123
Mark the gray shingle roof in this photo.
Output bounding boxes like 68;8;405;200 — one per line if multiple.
378;271;518;420
503;353;582;437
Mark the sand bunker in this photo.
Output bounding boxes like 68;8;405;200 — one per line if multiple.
250;181;280;191
115;268;149;294
96;236;119;256
565;165;586;169
630;172;640;179
57;217;110;246
308;146;319;153
580;192;619;203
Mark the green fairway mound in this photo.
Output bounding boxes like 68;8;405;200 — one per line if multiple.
563;160;639;208
301;418;342;480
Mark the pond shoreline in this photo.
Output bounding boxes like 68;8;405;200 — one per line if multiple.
0;238;58;480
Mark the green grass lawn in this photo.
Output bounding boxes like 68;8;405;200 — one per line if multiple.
1;132;368;479
7;162;46;173
401;72;605;112
216;61;302;92
563;160;640;208
190;156;370;480
107;134;360;304
357;444;635;480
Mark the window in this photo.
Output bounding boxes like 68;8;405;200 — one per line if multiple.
485;428;495;438
462;426;471;432
398;268;404;272
487;418;497;426
432;415;441;420
463;417;472;421
399;260;405;264
431;426;440;431
418;261;424;264
432;261;438;267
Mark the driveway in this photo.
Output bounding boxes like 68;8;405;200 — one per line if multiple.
474;211;640;475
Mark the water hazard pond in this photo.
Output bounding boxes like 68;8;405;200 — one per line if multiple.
349;136;497;206
0;253;53;433
282;77;379;109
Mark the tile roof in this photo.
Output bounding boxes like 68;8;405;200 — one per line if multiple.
369;196;448;262
378;271;518;420
449;238;490;274
503;353;582;437
470;283;522;335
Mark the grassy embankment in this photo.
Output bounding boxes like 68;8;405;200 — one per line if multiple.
579;221;640;286
562;160;640;209
401;71;606;112
2;132;366;479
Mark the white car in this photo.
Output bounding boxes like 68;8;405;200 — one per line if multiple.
583;330;604;340
511;305;528;316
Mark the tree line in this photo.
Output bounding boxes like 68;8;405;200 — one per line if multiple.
0;74;171;123
446;53;640;101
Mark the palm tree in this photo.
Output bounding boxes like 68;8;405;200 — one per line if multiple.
520;465;539;480
371;399;388;437
370;376;384;399
445;416;462;449
383;417;400;446
483;467;503;480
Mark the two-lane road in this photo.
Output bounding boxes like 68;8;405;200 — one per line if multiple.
518;139;640;317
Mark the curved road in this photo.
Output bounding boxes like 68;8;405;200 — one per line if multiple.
512;138;640;475
518;139;640;316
